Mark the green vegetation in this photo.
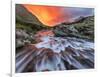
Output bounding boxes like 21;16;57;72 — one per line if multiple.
54;16;94;41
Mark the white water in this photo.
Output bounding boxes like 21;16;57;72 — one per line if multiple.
35;36;94;53
16;36;94;72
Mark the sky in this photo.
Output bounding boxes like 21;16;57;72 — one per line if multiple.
23;4;94;26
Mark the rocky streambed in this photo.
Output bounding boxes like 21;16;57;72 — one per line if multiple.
16;35;94;73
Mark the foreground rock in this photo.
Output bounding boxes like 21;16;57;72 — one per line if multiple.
16;36;94;73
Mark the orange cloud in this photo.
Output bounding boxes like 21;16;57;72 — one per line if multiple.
23;4;70;27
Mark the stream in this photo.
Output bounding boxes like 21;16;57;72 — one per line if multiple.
16;36;94;73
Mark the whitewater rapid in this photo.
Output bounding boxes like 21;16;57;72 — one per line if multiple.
35;36;94;53
16;36;94;72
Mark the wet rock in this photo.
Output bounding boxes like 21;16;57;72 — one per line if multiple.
16;29;34;48
16;36;94;73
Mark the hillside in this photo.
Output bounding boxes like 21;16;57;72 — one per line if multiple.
53;16;94;40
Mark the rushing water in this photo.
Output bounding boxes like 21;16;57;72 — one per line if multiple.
16;36;94;73
35;36;94;53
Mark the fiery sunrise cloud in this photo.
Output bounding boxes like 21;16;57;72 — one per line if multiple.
23;4;93;26
23;4;70;26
